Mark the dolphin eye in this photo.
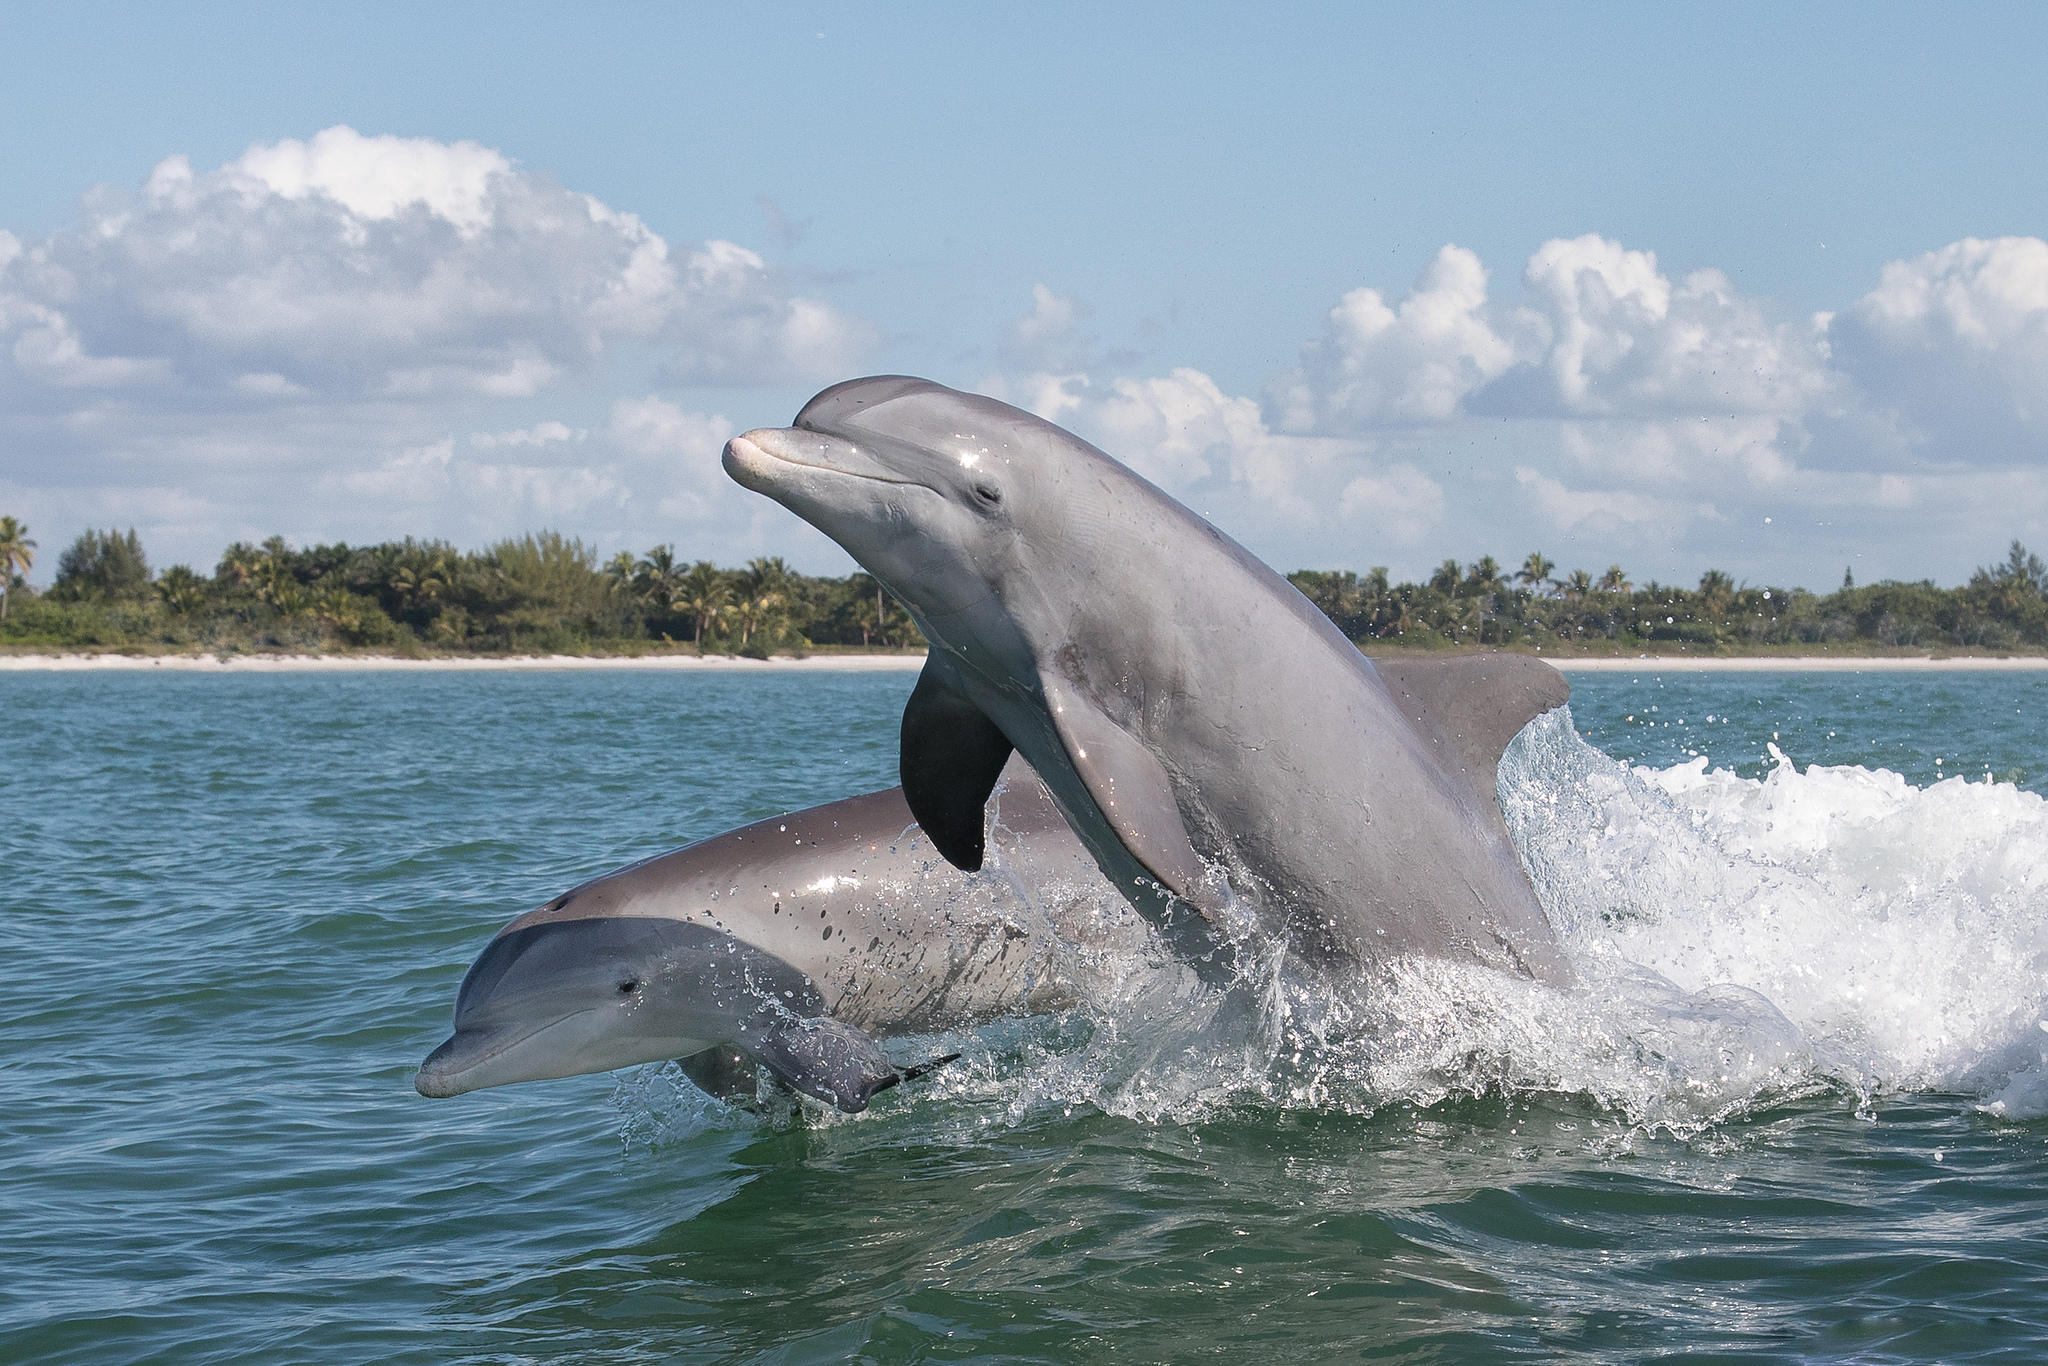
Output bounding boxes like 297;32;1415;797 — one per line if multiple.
616;978;640;996
972;482;1002;508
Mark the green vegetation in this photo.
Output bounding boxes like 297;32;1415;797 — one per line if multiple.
2;518;2045;657
1286;541;2048;655
0;527;921;656
0;516;34;622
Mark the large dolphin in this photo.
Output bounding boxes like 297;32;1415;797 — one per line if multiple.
723;376;1573;990
416;756;1156;1112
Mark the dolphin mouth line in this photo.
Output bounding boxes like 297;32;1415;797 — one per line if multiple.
418;1007;599;1093
734;432;930;490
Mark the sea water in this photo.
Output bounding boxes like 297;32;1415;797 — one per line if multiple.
3;667;2046;1363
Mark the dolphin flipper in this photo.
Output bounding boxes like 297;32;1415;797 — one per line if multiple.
901;657;1013;870
676;1046;761;1104
1039;674;1213;912
742;1014;956;1113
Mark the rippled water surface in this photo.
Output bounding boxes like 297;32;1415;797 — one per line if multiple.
5;667;2048;1363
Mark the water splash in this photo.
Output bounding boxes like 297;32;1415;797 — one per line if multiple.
1501;708;2048;1121
974;707;2048;1131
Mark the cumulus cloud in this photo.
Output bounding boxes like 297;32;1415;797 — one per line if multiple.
1828;236;2048;462
0;126;872;409
1557;415;1798;488
1001;283;1093;374
993;357;1445;550
470;420;587;450
1273;245;1520;431
1511;235;1834;418
314;398;740;549
1514;466;1721;542
0;128;883;571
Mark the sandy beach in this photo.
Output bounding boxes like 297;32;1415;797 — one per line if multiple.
1547;654;2048;673
3;650;2045;673
0;651;931;673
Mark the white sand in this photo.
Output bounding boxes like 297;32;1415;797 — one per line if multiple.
3;649;2044;674
1548;654;2048;673
0;650;929;673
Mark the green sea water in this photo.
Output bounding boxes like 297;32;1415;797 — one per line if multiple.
5;668;2048;1364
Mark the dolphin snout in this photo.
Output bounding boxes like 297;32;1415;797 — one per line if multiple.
721;431;776;489
415;1034;470;1098
722;426;915;491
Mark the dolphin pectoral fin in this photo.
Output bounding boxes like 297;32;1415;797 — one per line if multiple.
741;1015;916;1114
898;1051;963;1085
1369;653;1570;819
1040;675;1212;911
901;657;1014;871
676;1046;760;1104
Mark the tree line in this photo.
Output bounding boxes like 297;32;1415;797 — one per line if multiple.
2;520;2045;656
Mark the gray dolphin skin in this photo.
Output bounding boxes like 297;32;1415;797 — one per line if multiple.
723;376;1573;989
416;756;1152;1111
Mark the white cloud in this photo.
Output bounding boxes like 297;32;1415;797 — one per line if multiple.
1002;283;1093;373
0;126;872;408
607;395;732;461
0;128;882;574
1558;415;1796;488
1828;236;2048;461
470;420;587;451
1000;362;1444;547
1336;465;1446;543
231;127;510;235
1514;466;1720;542
311;398;742;547
1274;245;1519;430
663;242;876;384
1515;235;1833;418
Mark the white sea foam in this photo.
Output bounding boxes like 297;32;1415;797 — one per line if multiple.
1504;709;2048;1120
946;707;2048;1132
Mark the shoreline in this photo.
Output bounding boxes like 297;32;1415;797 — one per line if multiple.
0;650;930;673
2;649;2046;674
1547;655;2048;673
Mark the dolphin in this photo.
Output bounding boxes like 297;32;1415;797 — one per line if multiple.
723;376;1573;990
416;756;1156;1112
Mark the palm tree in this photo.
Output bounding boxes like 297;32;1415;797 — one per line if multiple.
850;593;881;646
674;561;730;643
1465;556;1503;595
216;542;265;591
155;565;207;614
1596;564;1632;595
602;550;637;590
1696;569;1735;618
634;544;684;611
0;516;34;621
1561;568;1593;601
1517;552;1554;595
733;592;788;648
388;553;453;616
742;556;792;601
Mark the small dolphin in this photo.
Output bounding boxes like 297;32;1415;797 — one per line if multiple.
416;756;1152;1111
724;376;1573;988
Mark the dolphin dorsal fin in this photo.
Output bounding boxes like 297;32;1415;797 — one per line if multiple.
1370;653;1569;816
900;656;1014;871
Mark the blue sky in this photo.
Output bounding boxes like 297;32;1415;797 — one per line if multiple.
5;2;2046;588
